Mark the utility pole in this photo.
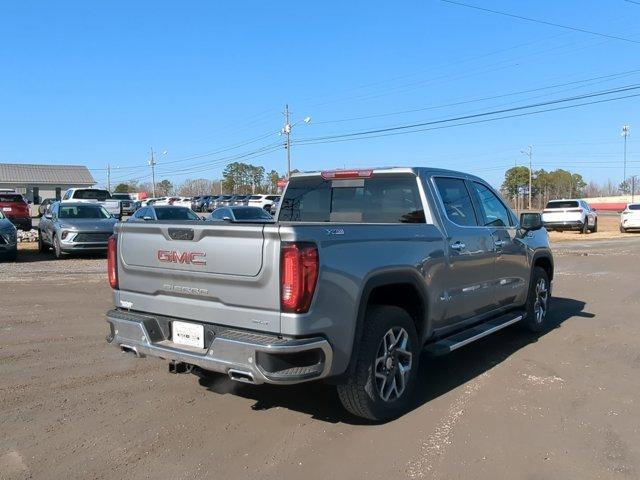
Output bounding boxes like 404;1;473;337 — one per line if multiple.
521;145;533;210
622;125;630;189
148;148;156;197
631;175;638;203
107;164;111;192
282;105;292;178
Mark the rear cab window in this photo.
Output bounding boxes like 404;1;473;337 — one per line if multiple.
0;194;25;203
279;173;425;223
73;189;111;201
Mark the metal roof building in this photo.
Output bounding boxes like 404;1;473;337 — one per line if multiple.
0;163;95;208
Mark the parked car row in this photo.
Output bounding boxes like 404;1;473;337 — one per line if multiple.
191;194;280;212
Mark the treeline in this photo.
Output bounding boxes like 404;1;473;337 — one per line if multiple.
113;162;283;197
501;166;633;210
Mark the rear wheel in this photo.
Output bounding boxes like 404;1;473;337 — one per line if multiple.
337;305;419;421
620;225;627;233
522;267;551;333
580;220;589;234
590;219;598;233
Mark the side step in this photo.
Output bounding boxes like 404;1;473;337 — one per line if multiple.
425;311;524;356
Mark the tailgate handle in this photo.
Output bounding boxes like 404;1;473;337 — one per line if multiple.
168;228;194;241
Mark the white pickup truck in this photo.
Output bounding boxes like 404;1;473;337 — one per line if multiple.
61;188;123;218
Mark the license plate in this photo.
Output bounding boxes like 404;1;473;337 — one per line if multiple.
172;321;205;349
2;207;11;212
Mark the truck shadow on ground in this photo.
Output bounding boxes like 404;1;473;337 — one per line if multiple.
198;297;594;425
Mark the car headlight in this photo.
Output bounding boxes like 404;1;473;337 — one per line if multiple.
61;230;69;240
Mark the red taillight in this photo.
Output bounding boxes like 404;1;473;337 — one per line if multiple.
280;242;318;313
321;169;373;180
107;235;118;289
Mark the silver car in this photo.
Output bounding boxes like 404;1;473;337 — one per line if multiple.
0;211;18;261
206;206;274;223
38;202;118;258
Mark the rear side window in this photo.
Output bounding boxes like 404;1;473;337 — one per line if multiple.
279;174;425;223
546;201;578;209
629;204;640;211
433;177;477;226
471;182;512;227
0;194;24;202
73;189;111;201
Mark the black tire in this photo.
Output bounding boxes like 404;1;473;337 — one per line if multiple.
337;306;420;421
620;225;627;233
1;247;17;262
53;234;64;259
591;219;598;233
37;230;48;253
522;267;551;333
580;220;589;234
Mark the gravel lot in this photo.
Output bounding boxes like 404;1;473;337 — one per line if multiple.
1;237;639;479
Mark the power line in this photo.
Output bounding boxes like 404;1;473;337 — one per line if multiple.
295;84;640;144
314;69;640;125
439;0;640;45
294;90;640;146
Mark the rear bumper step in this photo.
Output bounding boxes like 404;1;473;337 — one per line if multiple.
106;309;333;385
425;312;524;356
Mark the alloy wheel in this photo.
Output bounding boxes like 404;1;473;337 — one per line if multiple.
533;278;548;324
374;327;413;402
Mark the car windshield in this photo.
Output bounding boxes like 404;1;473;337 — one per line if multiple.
154;207;200;221
0;194;24;202
59;204;111;219
232;207;273;220
546;201;579;209
629;204;640;211
73;189;111;201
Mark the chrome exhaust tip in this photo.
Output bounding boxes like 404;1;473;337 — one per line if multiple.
228;369;256;384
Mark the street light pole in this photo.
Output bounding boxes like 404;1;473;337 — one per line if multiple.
149;148;156;198
622;125;630;189
521;145;533;210
107;164;111;192
282;105;311;179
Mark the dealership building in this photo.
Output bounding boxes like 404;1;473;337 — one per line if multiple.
0;163;96;209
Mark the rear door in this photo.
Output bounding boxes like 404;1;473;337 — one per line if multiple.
469;181;528;309
431;176;496;324
116;221;281;332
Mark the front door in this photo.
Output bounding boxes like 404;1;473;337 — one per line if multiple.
432;176;497;326
469;181;529;309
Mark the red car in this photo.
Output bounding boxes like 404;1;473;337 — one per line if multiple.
0;192;32;231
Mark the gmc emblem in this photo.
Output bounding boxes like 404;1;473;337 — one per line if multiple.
157;250;206;266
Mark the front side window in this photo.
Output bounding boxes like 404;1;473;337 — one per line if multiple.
433;177;478;227
471;182;512;227
211;208;228;220
279;174;425;223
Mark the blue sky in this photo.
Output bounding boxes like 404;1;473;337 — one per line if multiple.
1;1;639;189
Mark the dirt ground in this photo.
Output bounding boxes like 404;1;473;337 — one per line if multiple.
1;238;640;480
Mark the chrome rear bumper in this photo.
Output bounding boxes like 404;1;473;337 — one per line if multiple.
106;309;332;385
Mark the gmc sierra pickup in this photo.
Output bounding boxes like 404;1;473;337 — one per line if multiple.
106;167;553;420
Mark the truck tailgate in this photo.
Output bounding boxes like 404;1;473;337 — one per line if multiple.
115;222;281;333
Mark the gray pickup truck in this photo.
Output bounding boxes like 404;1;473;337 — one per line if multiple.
106;167;553;420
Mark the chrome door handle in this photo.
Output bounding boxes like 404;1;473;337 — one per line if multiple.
494;240;506;247
450;242;466;251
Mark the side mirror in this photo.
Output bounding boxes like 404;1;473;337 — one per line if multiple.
142;216;153;221
222;216;232;222
520;212;543;231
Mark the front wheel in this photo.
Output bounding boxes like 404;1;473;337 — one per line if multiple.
53;234;64;259
620;225;627;233
38;230;48;253
522;267;551;333
337;305;419;421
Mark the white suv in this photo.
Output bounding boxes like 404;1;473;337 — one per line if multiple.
620;203;640;232
542;199;597;233
247;194;280;211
